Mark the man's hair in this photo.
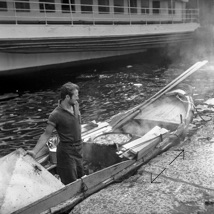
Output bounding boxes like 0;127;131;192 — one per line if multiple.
60;82;79;100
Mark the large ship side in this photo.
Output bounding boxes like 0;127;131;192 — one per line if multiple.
0;0;199;75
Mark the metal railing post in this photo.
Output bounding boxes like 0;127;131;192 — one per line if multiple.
112;5;115;25
13;1;18;25
69;2;73;25
43;3;47;25
129;8;132;25
92;5;95;25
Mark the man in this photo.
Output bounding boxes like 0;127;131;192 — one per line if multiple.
27;82;84;185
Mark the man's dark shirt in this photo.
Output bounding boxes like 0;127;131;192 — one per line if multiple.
48;102;81;144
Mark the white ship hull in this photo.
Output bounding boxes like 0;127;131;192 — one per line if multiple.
0;0;199;75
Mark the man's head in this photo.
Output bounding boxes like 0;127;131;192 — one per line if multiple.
60;82;79;105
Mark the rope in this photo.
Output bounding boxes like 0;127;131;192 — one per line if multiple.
176;95;212;122
194;107;212;122
176;95;195;107
172;133;180;138
80;177;88;198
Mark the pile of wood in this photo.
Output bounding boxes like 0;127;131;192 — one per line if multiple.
117;126;169;159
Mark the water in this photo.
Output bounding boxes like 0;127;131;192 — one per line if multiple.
0;50;214;158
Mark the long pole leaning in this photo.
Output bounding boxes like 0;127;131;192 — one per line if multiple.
111;60;208;129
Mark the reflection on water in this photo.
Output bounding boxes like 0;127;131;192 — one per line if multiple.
0;52;214;157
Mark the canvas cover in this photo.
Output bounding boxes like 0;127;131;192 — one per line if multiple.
0;148;64;214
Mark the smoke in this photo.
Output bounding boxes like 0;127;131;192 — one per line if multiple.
158;0;214;67
158;23;214;97
181;27;214;64
178;1;214;65
122;119;154;137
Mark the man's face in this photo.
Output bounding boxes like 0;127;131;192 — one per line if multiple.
69;89;79;105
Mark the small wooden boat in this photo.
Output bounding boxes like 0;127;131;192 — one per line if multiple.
0;61;208;214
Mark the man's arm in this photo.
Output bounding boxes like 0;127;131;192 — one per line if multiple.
27;124;55;158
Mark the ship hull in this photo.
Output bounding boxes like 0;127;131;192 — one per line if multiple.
0;23;199;75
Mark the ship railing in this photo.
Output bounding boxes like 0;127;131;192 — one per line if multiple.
0;1;199;26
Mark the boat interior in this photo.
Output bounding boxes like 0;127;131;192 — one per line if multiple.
121;95;186;136
81;92;189;172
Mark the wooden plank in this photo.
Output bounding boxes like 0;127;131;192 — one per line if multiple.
119;131;167;160
133;132;170;155
13;160;135;214
137;144;161;162
82;122;112;141
82;122;110;135
122;126;168;150
136;138;161;159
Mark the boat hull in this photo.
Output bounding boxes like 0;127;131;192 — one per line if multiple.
0;23;199;75
13;86;195;214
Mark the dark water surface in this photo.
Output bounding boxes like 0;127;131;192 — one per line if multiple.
0;50;214;157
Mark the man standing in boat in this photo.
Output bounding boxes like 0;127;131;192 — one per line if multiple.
27;82;84;185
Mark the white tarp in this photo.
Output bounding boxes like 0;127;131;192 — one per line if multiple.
0;148;64;214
